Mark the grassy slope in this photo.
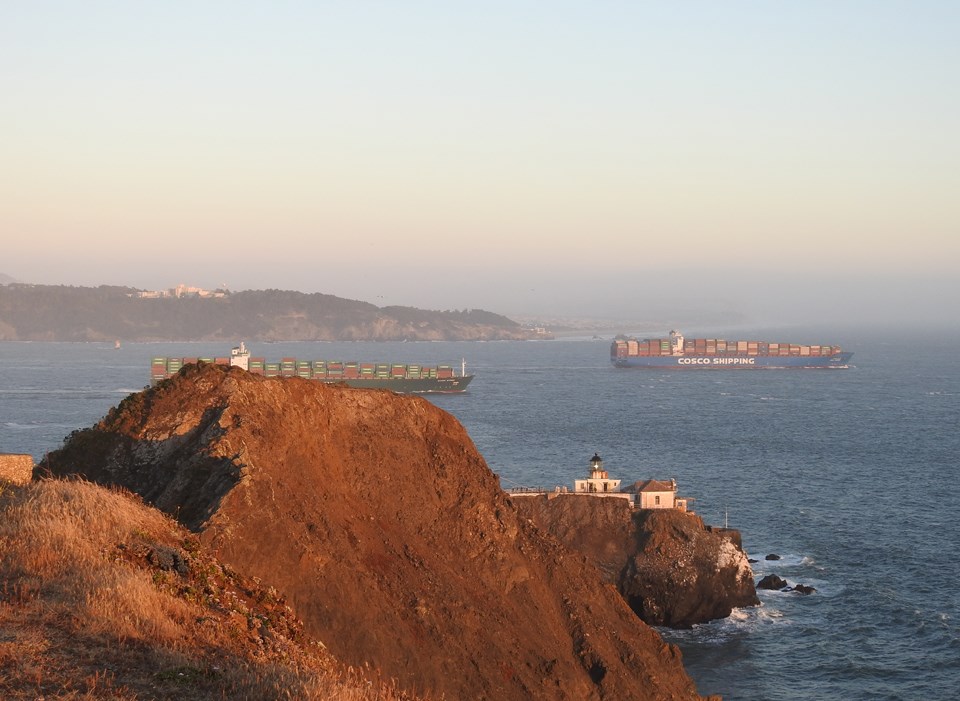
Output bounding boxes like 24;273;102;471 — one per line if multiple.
0;479;427;700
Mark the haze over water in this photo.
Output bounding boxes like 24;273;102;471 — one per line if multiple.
2;3;958;328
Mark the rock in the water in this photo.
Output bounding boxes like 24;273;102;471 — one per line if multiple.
765;553;781;561
793;584;816;595
757;574;788;590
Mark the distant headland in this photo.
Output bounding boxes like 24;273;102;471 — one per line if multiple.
0;282;547;342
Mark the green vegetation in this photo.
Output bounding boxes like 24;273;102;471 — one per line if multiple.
0;284;527;341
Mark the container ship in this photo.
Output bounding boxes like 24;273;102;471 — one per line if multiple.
152;343;474;393
611;330;853;369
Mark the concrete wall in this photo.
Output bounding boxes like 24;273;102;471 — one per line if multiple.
639;490;675;509
0;453;33;485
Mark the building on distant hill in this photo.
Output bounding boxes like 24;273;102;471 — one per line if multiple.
137;284;229;299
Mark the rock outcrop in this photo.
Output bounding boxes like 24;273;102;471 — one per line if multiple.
40;363;708;701
756;575;816;595
513;495;759;629
757;574;788;590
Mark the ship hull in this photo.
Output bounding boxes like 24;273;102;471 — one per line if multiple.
152;368;473;393
311;375;473;393
612;352;853;369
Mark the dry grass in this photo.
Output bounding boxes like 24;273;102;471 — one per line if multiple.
0;479;430;700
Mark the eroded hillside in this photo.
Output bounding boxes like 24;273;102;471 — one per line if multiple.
0;479;423;700
41;363;709;701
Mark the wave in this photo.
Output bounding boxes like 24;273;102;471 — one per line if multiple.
4;421;79;430
661;603;794;646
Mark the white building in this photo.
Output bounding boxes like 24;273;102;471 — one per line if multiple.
630;479;691;512
574;453;621;494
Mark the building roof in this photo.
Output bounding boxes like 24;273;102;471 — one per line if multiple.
628;479;676;493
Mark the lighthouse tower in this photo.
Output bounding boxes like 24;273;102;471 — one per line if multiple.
574;453;622;494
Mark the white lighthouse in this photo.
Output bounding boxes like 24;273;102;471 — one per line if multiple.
574;453;622;494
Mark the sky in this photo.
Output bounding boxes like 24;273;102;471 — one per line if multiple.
1;1;958;328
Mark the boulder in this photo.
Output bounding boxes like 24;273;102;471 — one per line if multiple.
757;574;788;590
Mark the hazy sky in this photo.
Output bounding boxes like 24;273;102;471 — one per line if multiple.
2;2;958;327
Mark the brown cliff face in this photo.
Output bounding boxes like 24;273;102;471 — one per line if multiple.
40;363;708;701
513;495;760;629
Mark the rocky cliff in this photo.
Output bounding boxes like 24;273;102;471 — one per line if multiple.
40;363;710;701
513;495;759;628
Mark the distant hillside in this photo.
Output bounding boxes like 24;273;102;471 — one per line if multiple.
0;284;537;341
0;272;16;285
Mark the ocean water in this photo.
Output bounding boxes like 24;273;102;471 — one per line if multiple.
2;326;958;700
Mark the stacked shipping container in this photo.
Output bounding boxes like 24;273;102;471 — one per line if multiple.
612;337;841;359
152;358;466;383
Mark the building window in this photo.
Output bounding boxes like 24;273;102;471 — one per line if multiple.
655;495;660;506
